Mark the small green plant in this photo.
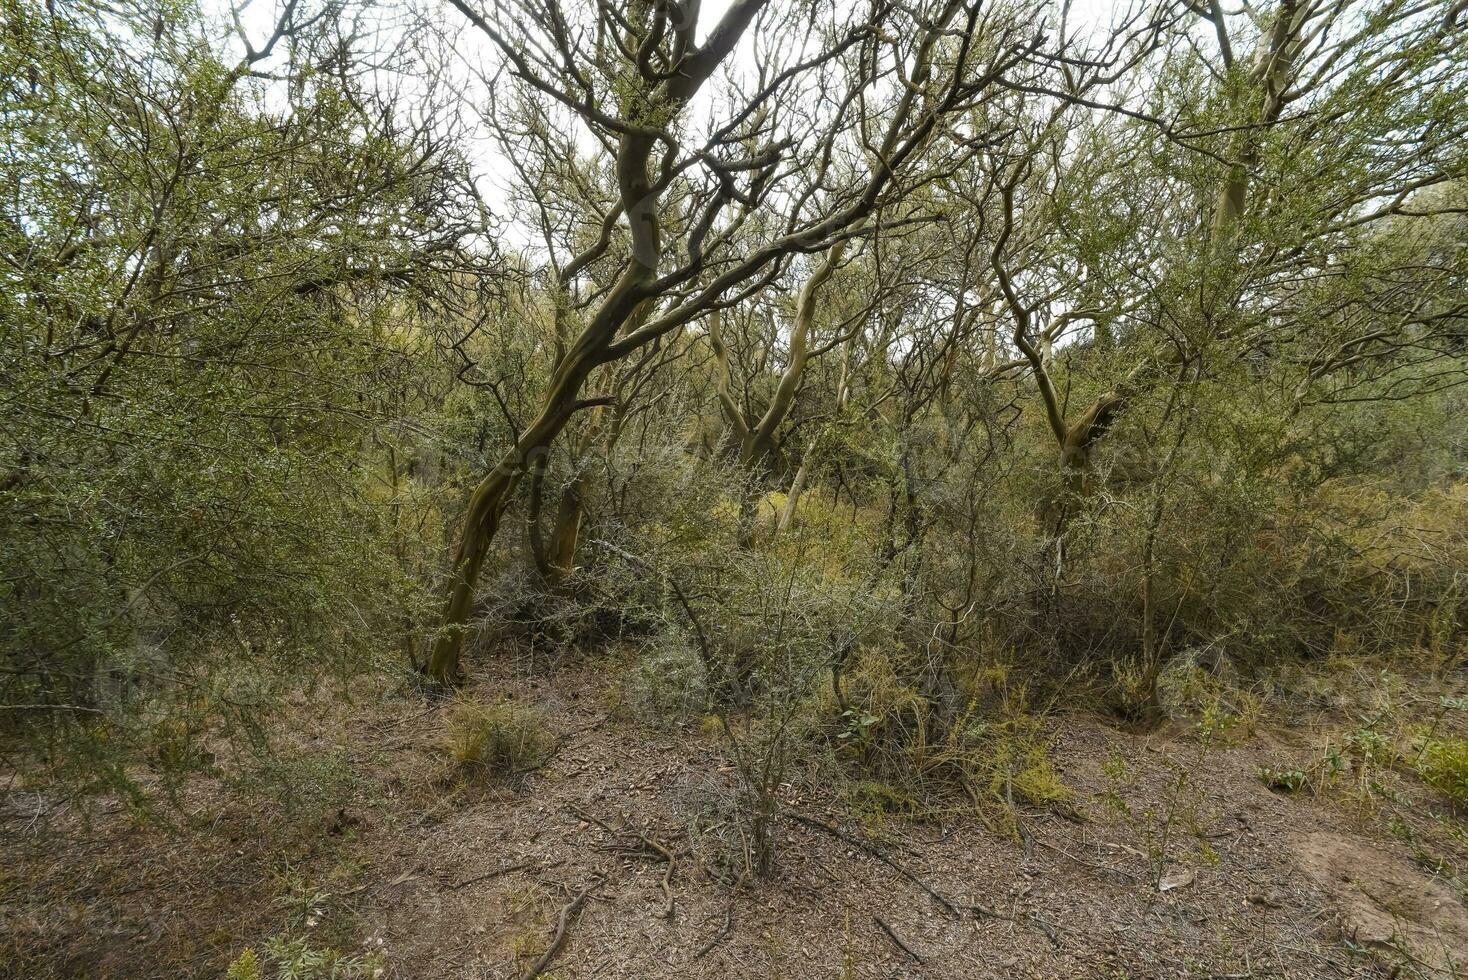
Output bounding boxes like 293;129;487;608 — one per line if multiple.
500;881;554;969
1257;764;1307;794
272;864;332;931
446;700;551;777
840;908;858;980
1414;696;1468;759
1344;724;1395;766
1414;738;1468;804
264;937;383;980
835;709;883;751
226;948;264;980
818;647;929;769
824;649;1074;830
1098;733;1222;888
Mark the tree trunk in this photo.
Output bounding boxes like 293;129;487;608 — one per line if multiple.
423;287;640;683
775;461;809;532
423;464;518;683
527;410;602;586
424;0;772;684
547;473;587;580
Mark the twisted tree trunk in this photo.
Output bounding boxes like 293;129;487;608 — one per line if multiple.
423;273;649;683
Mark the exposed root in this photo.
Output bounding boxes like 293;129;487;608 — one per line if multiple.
568;806;677;918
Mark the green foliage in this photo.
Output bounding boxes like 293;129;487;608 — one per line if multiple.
1099;737;1224;887
849;778;921;817
985;732;1073;809
227;939;383;980
0;0;481;795
261;937;383;980
1;0;1464;889
227;948;264;980
1257;765;1308;794
1415;739;1468;804
817;650;1073;825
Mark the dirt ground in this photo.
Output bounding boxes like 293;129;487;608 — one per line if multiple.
3;655;1466;979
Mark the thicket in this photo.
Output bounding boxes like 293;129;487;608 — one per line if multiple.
2;0;1464;859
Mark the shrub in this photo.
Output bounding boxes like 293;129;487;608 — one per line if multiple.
986;732;1073;808
818;648;1074;821
622;634;709;729
446;701;551;778
226;949;263;980
1415;738;1468;804
819;647;932;773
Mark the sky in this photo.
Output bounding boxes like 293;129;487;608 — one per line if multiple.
214;0;1155;252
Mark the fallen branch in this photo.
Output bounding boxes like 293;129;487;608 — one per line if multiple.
1030;911;1063;950
522;877;601;980
692;874;744;961
789;813;998;919
874;914;925;965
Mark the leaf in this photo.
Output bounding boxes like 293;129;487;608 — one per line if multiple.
1158;868;1196;892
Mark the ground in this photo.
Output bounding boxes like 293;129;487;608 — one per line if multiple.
3;652;1466;979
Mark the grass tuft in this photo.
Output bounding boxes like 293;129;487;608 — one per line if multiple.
1414;738;1468;804
446;700;552;778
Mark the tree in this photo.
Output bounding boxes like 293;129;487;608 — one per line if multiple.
0;0;489;778
423;0;1077;682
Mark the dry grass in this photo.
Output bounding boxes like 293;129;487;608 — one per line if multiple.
445;699;552;778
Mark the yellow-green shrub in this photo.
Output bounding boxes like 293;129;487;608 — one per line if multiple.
1415;738;1468;804
446;701;551;777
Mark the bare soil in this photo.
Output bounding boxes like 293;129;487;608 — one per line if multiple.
3;656;1466;979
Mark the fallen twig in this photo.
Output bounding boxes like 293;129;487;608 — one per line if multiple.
789;812;997;919
442;859;560;892
874;914;925;965
692;874;744;961
1030;910;1063;949
567;805;619;836
370;703;441;733
1033;837;1140;882
522;877;601;980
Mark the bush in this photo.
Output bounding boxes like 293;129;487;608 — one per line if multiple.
623;634;709;729
820;647;932;774
446;701;552;778
818;649;1073;820
1415;738;1468;804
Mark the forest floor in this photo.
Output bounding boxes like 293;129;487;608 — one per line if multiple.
3;650;1467;979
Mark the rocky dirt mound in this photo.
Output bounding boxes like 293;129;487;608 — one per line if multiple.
1292;831;1468;976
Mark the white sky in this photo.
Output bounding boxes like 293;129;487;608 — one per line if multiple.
216;0;1147;252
